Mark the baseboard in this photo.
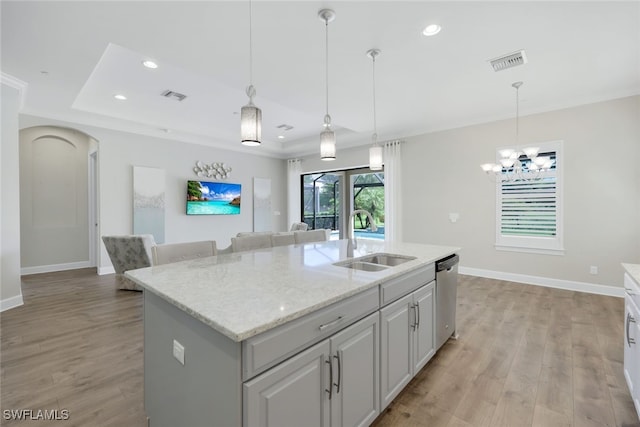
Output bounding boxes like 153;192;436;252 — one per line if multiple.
97;266;115;275
21;261;92;276
459;266;624;298
1;294;24;312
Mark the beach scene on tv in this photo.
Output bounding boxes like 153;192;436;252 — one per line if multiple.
186;180;241;215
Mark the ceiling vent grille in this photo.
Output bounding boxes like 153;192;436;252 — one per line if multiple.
161;90;187;101
489;50;527;72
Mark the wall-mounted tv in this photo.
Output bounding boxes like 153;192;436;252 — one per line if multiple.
186;180;241;215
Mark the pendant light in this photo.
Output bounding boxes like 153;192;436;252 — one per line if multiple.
241;0;261;146
367;49;383;171
318;9;336;161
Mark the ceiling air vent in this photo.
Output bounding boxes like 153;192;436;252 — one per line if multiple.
488;50;527;72
161;90;187;101
277;124;294;131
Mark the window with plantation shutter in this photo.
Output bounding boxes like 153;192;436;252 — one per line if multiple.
495;141;564;255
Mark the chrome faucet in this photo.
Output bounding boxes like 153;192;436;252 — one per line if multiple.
348;209;378;250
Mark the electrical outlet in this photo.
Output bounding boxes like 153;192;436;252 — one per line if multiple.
173;339;185;365
590;266;598;275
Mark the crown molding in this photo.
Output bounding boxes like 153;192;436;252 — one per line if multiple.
1;72;28;110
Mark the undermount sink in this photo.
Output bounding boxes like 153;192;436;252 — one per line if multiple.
333;253;417;271
338;261;389;272
358;253;417;267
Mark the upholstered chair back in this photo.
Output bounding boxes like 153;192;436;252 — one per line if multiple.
231;234;273;253
152;240;217;265
294;229;329;244
102;234;156;291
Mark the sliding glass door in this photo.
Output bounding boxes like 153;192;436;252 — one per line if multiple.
301;168;384;240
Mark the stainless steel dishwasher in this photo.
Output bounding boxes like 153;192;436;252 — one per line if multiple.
436;254;459;350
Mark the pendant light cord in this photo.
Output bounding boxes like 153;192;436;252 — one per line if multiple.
325;19;329;119
249;0;253;86
515;84;519;143
372;54;377;138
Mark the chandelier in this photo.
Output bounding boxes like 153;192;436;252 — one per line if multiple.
480;82;554;181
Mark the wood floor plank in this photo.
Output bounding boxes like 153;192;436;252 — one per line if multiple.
2;270;637;427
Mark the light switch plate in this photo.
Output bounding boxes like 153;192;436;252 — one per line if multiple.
173;339;185;365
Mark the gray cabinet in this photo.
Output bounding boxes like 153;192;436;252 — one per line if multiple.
413;283;436;373
243;340;331;427
624;273;640;420
380;281;435;409
244;313;379;427
330;313;379;427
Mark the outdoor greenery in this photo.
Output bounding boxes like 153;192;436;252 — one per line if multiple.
354;186;384;229
302;171;384;232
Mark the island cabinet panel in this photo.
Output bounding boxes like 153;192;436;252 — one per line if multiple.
379;293;414;408
144;292;242;427
380;263;435;306
243;340;331;427
244;313;379;427
380;281;436;410
413;283;436;373
624;272;640;419
330;313;380;427
243;286;379;381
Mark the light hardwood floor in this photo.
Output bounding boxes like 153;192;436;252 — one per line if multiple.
1;269;638;427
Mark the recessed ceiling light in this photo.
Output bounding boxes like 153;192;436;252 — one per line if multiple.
142;60;158;69
278;135;285;139
422;24;441;36
114;94;127;100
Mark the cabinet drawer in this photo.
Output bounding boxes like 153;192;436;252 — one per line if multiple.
380;264;435;307
242;286;379;381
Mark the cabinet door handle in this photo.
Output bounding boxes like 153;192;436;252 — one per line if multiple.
325;358;333;400
410;304;417;330
415;301;421;329
333;353;341;394
627;313;636;346
319;316;343;331
626;287;637;296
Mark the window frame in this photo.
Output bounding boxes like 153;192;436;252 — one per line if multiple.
495;140;565;255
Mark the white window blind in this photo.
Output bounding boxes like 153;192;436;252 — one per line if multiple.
495;141;564;255
500;175;557;237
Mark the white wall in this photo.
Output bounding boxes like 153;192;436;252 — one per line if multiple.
1;80;24;311
300;96;640;289
20;115;288;273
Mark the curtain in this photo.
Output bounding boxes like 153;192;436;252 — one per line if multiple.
384;141;403;242
287;159;302;229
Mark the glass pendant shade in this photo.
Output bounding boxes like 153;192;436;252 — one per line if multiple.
369;144;383;170
241;99;262;146
320;127;336;161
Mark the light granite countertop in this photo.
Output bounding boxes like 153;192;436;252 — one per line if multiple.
126;239;458;342
623;263;640;286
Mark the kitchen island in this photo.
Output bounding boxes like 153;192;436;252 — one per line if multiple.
126;239;459;427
